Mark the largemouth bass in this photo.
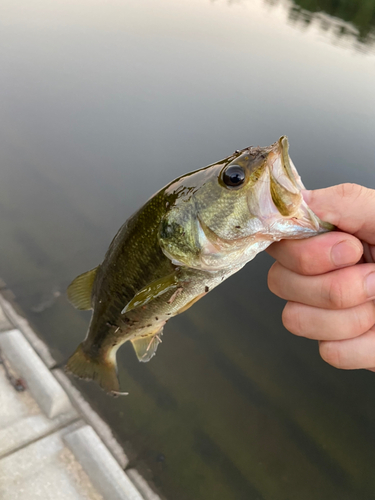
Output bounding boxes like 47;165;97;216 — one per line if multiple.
66;136;332;394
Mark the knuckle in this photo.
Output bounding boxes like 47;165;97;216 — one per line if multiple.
333;184;375;232
282;303;302;335
325;276;346;309
296;250;313;275
267;263;279;294
319;341;343;368
352;303;375;335
337;183;365;202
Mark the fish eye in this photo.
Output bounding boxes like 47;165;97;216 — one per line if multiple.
222;165;246;189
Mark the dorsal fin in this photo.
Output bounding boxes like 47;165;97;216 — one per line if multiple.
131;328;163;363
67;266;99;310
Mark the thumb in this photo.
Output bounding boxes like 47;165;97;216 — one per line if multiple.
303;184;375;245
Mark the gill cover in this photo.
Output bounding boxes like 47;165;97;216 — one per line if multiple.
158;150;266;271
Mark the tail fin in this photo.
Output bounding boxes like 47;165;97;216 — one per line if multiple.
65;343;120;394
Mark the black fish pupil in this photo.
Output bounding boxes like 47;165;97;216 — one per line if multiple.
223;165;245;188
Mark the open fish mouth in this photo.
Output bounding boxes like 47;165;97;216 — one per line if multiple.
247;136;334;237
273;136;305;192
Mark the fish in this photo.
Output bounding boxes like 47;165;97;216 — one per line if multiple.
66;136;333;394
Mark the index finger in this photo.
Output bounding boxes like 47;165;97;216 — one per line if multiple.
304;184;375;245
266;232;363;276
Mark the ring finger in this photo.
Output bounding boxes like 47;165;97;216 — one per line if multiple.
282;301;375;340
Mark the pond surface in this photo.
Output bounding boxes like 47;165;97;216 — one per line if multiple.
1;0;375;498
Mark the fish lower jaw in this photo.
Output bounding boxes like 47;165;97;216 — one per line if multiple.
266;217;323;239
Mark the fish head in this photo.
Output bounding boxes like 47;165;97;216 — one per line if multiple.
159;136;333;271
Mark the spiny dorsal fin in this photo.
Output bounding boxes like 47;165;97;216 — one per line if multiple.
67;266;99;310
131;328;163;363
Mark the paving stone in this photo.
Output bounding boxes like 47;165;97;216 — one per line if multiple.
0;425;104;500
0;365;77;458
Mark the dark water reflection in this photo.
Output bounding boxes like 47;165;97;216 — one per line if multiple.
226;0;375;48
1;0;375;499
287;0;375;45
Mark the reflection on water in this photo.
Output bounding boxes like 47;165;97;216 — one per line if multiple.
1;0;375;498
289;0;375;49
222;0;375;48
287;0;375;47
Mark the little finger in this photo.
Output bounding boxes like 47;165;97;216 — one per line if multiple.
319;327;375;369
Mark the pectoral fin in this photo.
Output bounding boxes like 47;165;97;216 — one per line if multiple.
131;328;163;362
67;266;99;310
121;272;179;314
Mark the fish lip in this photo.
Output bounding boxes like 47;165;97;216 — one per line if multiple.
279;137;335;231
261;136;334;233
277;136;303;190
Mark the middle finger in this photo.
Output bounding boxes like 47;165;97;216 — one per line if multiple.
268;262;375;309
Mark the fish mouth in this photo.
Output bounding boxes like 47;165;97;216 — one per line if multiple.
247;136;334;237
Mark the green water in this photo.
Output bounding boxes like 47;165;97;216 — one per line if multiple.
1;0;375;498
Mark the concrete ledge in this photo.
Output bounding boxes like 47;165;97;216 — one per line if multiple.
0;291;162;500
64;425;144;500
0;302;13;332
127;469;161;500
0;295;55;367
0;329;73;419
53;368;129;468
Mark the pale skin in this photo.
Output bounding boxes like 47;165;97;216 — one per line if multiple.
267;183;375;371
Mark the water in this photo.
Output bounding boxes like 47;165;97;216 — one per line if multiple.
1;0;375;498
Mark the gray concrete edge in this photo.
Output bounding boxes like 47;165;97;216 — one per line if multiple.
0;329;74;419
0;289;162;500
64;425;144;500
0;293;55;367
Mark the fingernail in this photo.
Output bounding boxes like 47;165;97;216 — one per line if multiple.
365;272;375;298
331;240;361;267
302;190;312;204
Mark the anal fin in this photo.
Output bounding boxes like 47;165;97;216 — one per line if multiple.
131;328;163;363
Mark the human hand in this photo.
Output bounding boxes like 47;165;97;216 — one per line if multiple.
267;184;375;371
